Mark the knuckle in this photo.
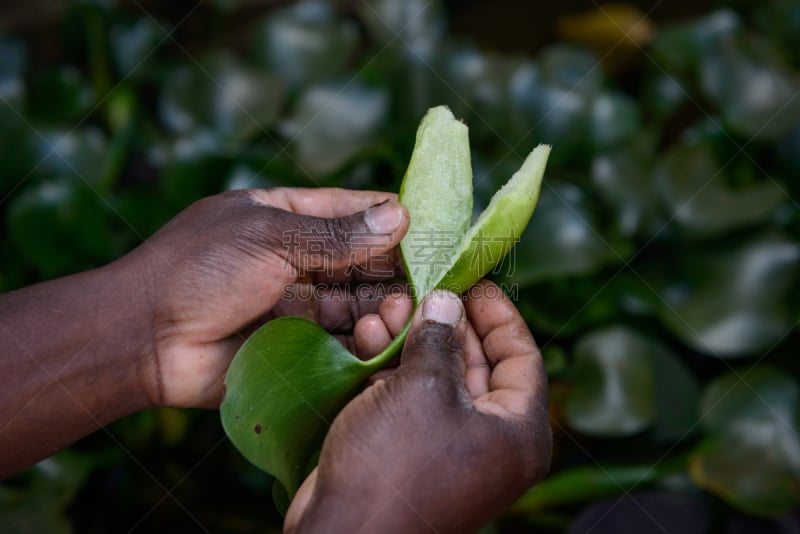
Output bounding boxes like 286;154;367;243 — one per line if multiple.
320;216;356;258
402;323;468;404
406;323;461;361
231;206;285;252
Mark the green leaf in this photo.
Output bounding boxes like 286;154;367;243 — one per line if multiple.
510;183;622;285
0;57;36;193
221;318;374;499
399;106;473;297
648;9;741;79
159;55;284;141
642;70;689;122
699;366;799;434
209;0;241;12
280;81;388;177
0;35;27;84
539;45;603;96
653;143;787;239
508;45;602;167
700;35;800;141
589;91;640;151
515;277;625;337
655;234;800;357
590;134;659;237
438;46;521;142
7;178;112;277
112;185;177;241
357;0;446;58
690;366;800;515
758;0;800;65
109;17;166;80
690;420;800;516
650;343;701;442
159;131;232;207
29;65;94;124
251;1;358;90
355;0;446;122
33;127;108;185
564;327;656;437
507;464;665;513
0;450;93;534
517;84;592;167
557;315;700;442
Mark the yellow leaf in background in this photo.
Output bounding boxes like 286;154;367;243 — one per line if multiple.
557;3;656;72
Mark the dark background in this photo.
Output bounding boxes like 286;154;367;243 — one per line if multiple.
1;0;799;532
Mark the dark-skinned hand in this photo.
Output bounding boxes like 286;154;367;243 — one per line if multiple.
128;187;410;408
0;187;409;477
285;281;553;534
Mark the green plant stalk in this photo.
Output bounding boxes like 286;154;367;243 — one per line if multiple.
84;9;111;110
507;456;689;514
97;115;133;193
364;319;413;369
438;144;550;293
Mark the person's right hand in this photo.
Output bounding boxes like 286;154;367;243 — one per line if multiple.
285;281;553;534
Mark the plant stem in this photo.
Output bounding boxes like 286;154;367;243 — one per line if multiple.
506;455;691;514
97;119;131;193
85;9;111;110
365;319;412;370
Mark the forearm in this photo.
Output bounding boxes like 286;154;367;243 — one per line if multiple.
0;258;157;478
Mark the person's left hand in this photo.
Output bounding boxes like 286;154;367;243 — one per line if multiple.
284;282;552;533
120;188;409;409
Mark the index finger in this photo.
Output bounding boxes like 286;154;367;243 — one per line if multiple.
248;187;398;218
464;280;547;419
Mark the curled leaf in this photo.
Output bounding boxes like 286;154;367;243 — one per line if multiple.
221;318;373;500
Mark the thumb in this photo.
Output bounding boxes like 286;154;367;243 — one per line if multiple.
281;200;408;276
397;291;471;403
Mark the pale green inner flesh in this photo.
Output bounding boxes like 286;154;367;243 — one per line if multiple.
399;106;550;301
399;106;473;299
374;113;549;368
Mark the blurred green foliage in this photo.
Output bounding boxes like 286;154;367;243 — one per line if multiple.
1;0;799;532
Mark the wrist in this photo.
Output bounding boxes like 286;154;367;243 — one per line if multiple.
117;240;238;409
100;255;162;410
288;481;423;534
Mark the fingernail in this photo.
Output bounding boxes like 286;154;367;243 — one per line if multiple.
422;291;463;325
365;201;403;233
